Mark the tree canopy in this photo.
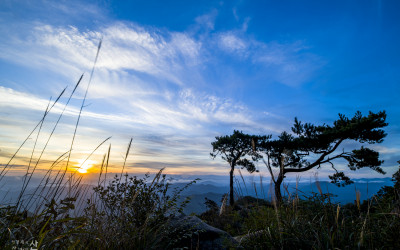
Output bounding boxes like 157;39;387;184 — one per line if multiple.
262;111;388;204
211;130;270;206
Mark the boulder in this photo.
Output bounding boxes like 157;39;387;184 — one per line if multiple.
167;215;238;249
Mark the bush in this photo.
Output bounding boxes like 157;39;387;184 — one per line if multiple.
82;170;196;249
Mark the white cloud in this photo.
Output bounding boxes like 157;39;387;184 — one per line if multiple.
170;32;202;62
371;145;400;155
0;86;50;112
0;85;276;133
0;20;316;128
0;21;204;93
214;30;322;87
219;32;248;52
95;23;202;83
195;10;218;31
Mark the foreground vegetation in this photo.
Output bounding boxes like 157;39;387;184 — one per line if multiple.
200;164;400;249
0;163;399;249
0;170;198;249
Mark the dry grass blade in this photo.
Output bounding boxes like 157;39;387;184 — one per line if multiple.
103;143;111;188
16;100;52;211
234;176;243;197
356;190;361;212
0;87;67;180
259;173;266;200
54;136;111;201
220;193;228;216
150;168;164;188
24;151;70;211
238;169;248;195
336;204;340;227
120;138;133;180
314;173;322;195
64;38;102;194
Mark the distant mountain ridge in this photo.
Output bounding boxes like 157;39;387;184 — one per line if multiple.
172;177;395;214
0;176;394;215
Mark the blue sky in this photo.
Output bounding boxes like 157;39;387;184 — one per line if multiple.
0;0;399;180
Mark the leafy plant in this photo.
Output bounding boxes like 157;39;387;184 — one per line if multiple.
82;169;197;249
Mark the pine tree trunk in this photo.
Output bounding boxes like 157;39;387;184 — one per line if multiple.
229;166;235;206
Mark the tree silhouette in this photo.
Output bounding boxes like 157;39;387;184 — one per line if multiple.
211;130;270;206
262;111;388;204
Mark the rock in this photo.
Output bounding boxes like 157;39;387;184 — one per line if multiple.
167;215;238;249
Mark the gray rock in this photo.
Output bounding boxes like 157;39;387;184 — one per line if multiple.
168;215;238;249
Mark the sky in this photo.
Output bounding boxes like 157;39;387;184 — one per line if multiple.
0;0;399;182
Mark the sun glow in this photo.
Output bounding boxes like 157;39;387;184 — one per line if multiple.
76;159;95;174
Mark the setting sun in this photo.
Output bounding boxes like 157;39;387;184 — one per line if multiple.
76;159;96;174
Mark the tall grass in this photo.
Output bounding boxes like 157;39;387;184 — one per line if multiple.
199;170;400;249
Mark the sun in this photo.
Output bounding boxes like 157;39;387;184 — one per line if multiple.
76;159;95;174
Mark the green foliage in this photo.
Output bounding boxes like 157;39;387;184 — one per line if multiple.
0;197;86;249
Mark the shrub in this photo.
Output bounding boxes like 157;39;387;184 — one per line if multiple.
82;169;196;249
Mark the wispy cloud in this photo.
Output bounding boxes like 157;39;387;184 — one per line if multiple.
0;3;323;175
218;32;248;53
215;31;322;86
195;9;218;31
0;22;203;91
0;83;281;134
